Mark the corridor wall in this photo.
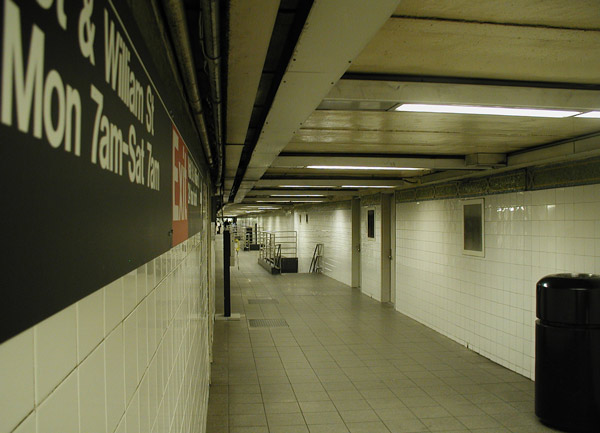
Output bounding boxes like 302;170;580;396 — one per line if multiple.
257;202;353;285
1;236;212;433
294;202;353;284
259;212;295;232
360;199;383;300
395;184;600;379
0;1;214;432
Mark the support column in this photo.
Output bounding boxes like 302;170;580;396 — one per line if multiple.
351;198;360;288
223;229;231;317
381;194;391;303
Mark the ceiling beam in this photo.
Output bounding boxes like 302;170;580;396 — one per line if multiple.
416;170;480;185
233;0;402;203
248;189;354;196
256;178;407;187
322;79;600;111
272;155;470;170
394;133;600;188
242;197;333;203
508;132;600;166
226;0;280;145
465;153;506;168
341;73;600;91
223;144;244;201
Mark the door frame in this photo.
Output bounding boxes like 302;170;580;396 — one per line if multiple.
351;198;360;288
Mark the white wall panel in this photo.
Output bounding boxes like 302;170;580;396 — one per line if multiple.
395;184;600;379
360;203;382;300
293;204;353;285
258;204;353;285
258;212;295;232
0;233;212;433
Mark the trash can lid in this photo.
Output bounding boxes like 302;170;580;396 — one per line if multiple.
537;274;600;325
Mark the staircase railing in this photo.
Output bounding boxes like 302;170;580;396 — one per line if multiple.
274;244;282;269
309;243;324;273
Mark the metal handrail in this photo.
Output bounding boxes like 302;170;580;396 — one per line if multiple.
310;243;323;273
258;230;297;268
275;244;282;268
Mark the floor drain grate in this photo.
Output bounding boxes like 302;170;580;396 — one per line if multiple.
248;298;279;304
248;319;288;328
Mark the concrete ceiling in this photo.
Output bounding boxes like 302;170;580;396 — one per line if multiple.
223;0;600;216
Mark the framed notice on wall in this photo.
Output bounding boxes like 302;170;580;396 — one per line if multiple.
367;209;375;238
463;199;484;257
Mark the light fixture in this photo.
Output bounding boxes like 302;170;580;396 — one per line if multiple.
341;185;395;189
277;185;333;188
394;103;581;118
307;165;423;171
576;111;600;118
271;194;325;197
256;200;324;203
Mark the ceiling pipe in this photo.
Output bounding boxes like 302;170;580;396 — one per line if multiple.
161;0;216;179
199;0;224;188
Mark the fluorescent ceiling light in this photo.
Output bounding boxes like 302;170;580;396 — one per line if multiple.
341;185;395;188
271;194;325;197
256;200;323;203
278;185;333;188
576;111;600;118
394;103;580;118
307;165;423;171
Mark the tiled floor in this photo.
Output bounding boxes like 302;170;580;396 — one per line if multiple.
207;242;559;433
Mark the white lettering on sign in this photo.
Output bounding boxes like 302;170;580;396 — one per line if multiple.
145;85;154;135
146;140;160;191
104;10;145;126
36;0;67;30
90;84;125;174
2;0;82;156
1;0;163;193
126;125;144;185
78;0;96;65
172;130;188;222
90;84;160;189
187;146;200;207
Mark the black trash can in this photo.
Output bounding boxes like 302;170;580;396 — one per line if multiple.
536;274;600;432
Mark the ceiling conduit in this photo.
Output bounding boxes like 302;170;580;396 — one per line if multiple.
200;0;224;189
161;0;217;182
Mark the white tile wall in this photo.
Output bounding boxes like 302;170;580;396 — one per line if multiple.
294;204;353;285
105;324;125;432
0;232;212;433
12;414;34;433
0;329;34;432
258;203;354;285
258;212;295;233
105;279;124;336
361;204;382;300
36;370;78;433
77;289;104;362
34;304;77;404
78;342;106;433
395;184;600;379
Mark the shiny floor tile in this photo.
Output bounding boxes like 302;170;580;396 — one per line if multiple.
207;247;559;433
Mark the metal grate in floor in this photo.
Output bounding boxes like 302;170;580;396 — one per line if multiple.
248;319;288;328
248;298;279;304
